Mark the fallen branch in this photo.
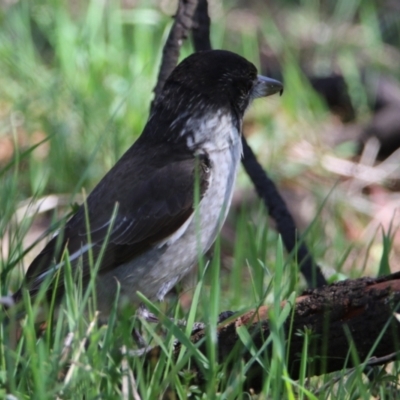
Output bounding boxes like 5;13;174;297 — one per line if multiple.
144;273;400;391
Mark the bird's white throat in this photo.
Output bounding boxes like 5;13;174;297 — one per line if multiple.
176;111;241;153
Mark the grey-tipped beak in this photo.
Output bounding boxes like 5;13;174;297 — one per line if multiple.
252;75;284;99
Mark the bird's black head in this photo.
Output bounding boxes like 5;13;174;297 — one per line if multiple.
164;50;257;115
159;50;283;118
159;50;257;115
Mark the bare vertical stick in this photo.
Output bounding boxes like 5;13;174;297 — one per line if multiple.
241;139;327;287
151;0;199;113
191;0;211;52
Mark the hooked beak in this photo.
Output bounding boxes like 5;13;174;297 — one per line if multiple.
251;75;284;99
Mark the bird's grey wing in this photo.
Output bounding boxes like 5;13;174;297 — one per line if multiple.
20;151;211;299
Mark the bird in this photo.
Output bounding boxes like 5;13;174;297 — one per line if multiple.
12;49;283;318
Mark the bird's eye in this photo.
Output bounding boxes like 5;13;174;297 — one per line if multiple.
234;78;252;96
239;80;253;99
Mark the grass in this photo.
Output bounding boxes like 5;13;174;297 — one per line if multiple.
1;0;400;398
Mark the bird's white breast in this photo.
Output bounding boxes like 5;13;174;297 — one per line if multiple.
193;114;242;251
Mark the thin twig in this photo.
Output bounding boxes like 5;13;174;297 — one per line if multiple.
60;332;74;365
62;312;99;387
121;345;142;400
366;351;400;367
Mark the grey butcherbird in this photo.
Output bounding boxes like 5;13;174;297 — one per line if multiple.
13;50;283;317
